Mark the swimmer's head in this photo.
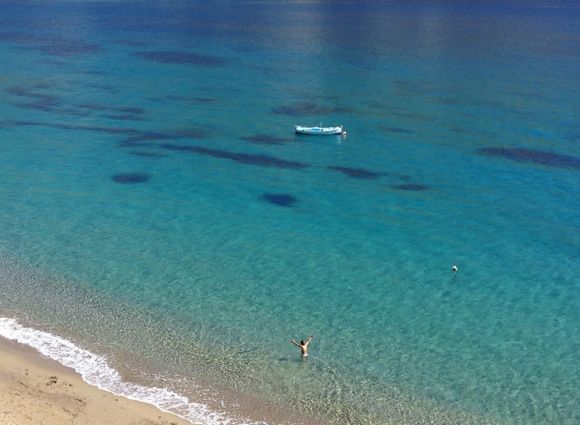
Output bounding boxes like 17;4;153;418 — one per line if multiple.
451;265;458;273
300;340;305;345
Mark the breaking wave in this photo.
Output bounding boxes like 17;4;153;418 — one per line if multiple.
0;317;262;425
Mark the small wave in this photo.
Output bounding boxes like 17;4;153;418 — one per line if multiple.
0;317;260;425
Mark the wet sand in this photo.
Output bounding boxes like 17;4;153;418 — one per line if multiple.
0;336;191;425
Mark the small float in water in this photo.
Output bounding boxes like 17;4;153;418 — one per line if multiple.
295;124;346;136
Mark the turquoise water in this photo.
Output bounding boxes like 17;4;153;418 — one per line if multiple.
0;1;579;424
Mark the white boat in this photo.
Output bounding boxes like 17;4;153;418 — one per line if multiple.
295;125;345;136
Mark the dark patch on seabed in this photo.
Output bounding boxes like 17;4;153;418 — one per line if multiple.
113;39;148;47
0;32;99;57
240;134;294;145
77;104;146;115
3;120;208;146
272;101;351;116
158;143;308;169
0;32;42;44
121;128;210;146
166;95;218;103
76;103;147;121
128;151;167;158
104;114;146;122
5;85;60;112
394;183;430;191
261;193;297;207
112;173;151;184
134;51;226;66
477;147;580;170
327;166;385;180
5;85;147;120
35;40;100;57
8;98;95;117
9;120;146;135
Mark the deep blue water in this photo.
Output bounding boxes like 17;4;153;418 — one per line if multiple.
0;1;579;424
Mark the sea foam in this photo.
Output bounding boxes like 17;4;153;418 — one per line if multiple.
0;317;261;425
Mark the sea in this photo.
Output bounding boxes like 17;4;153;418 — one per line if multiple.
0;1;578;424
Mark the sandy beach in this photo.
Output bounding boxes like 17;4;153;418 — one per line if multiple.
0;337;191;425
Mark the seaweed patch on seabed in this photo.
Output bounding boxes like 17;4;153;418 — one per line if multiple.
77;104;146;115
112;39;149;47
5;86;140;119
0;32;43;44
8;120;144;136
5;86;61;113
261;193;298;207
134;51;226;66
239;134;294;145
34;40;100;57
158;143;309;169
76;103;147;121
0;32;100;57
3;120;207;147
272;102;352;116
393;183;430;191
166;95;218;104
477;147;580;170
327;166;385;180
128;151;167;158
112;173;151;184
102;114;146;122
120;128;210;147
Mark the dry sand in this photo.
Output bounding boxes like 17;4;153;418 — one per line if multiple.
0;337;191;425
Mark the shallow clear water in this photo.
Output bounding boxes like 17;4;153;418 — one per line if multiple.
0;1;579;424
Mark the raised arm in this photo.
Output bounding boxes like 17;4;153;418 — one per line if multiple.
289;339;300;347
305;335;314;345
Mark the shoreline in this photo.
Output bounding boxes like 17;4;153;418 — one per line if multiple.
0;249;320;425
0;335;193;425
0;317;320;425
0;252;512;425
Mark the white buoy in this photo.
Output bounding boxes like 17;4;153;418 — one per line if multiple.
451;265;458;273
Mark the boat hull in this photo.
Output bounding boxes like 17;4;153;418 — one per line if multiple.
295;125;343;135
